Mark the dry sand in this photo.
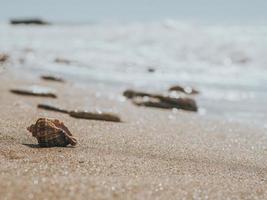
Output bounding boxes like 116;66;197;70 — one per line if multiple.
0;68;266;200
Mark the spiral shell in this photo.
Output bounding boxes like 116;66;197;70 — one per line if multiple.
27;118;77;147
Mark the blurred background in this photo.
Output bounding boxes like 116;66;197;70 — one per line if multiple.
1;0;267;24
1;0;267;126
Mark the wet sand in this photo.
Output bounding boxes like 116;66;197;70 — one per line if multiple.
0;69;266;200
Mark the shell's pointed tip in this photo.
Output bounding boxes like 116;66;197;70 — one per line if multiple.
26;125;33;132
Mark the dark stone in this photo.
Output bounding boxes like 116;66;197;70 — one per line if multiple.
41;75;65;82
123;89;198;112
0;53;8;63
10;18;50;25
54;58;72;65
147;68;155;73
169;85;199;94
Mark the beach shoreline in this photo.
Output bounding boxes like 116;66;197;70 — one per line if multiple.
0;68;266;199
2;21;267;125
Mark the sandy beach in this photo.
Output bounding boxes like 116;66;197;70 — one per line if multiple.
0;67;266;200
1;0;267;198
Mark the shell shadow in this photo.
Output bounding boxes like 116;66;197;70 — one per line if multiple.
22;143;76;148
22;143;40;148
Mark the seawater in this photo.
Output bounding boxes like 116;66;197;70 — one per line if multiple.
0;21;267;126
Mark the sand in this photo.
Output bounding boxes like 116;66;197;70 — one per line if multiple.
0;68;266;200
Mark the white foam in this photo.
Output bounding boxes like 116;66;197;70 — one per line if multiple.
1;21;267;124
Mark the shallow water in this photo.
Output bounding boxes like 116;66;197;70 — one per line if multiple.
0;21;267;126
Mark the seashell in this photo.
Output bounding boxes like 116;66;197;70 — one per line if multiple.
27;118;77;147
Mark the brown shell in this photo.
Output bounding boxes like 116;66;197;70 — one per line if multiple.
27;118;77;147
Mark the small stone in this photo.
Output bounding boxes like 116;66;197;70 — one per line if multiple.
147;67;155;73
54;58;72;65
41;75;65;82
169;85;199;94
0;53;8;63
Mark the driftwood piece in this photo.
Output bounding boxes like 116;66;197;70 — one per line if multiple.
37;103;122;122
69;110;121;122
38;103;69;114
10;86;57;98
